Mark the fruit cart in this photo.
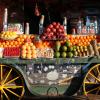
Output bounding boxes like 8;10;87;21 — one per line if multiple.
0;33;100;100
0;8;100;100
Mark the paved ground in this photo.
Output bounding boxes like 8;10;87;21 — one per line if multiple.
22;94;100;100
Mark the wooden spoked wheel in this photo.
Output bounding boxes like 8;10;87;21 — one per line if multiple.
0;64;25;100
83;64;100;95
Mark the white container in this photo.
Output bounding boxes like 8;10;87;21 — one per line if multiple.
0;48;4;58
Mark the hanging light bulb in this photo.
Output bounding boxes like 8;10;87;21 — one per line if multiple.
34;2;41;16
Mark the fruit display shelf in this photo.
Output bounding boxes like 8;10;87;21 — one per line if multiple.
0;57;100;65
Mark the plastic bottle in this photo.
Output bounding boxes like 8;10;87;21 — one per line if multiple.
25;23;29;34
39;15;45;34
63;17;67;33
3;8;8;31
77;17;82;34
86;16;90;34
72;28;76;35
94;17;98;34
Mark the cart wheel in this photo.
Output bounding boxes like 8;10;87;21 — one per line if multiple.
0;64;25;100
83;64;100;95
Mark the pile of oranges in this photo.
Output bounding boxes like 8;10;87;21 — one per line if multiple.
21;42;37;59
66;35;96;46
0;34;34;48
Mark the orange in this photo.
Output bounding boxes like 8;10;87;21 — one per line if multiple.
26;54;32;59
25;43;29;46
83;42;87;46
22;55;26;58
8;45;12;47
19;38;24;42
29;43;33;46
26;46;31;50
81;39;85;43
10;42;14;46
70;38;74;43
22;53;26;58
5;45;9;47
32;54;37;58
78;42;82;46
14;41;18;45
2;42;6;45
86;36;90;40
83;36;86;40
19;34;23;38
87;42;90;45
69;35;73;40
22;46;26;50
22;50;27;54
6;42;9;45
16;38;21;42
17;41;21;45
0;45;4;48
90;35;94;39
31;46;36;50
74;39;78;44
72;42;76;45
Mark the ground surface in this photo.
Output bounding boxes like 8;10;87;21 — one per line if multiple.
23;94;100;100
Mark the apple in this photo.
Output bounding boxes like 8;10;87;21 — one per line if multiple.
58;28;63;33
49;32;54;35
56;25;59;29
47;35;52;40
49;24;53;29
52;28;56;33
52;22;57;26
59;25;64;30
56;22;60;26
46;27;51;32
41;22;66;40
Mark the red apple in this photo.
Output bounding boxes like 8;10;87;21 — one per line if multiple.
47;35;52;40
52;28;56;33
49;24;53;29
52;22;57;26
56;22;60;26
49;32;54;36
46;27;51;32
59;25;64;30
56;25;59;29
57;28;63;33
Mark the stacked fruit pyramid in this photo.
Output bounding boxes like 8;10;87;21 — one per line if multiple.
41;22;67;40
21;42;37;59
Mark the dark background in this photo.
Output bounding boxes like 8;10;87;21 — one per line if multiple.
0;0;100;33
